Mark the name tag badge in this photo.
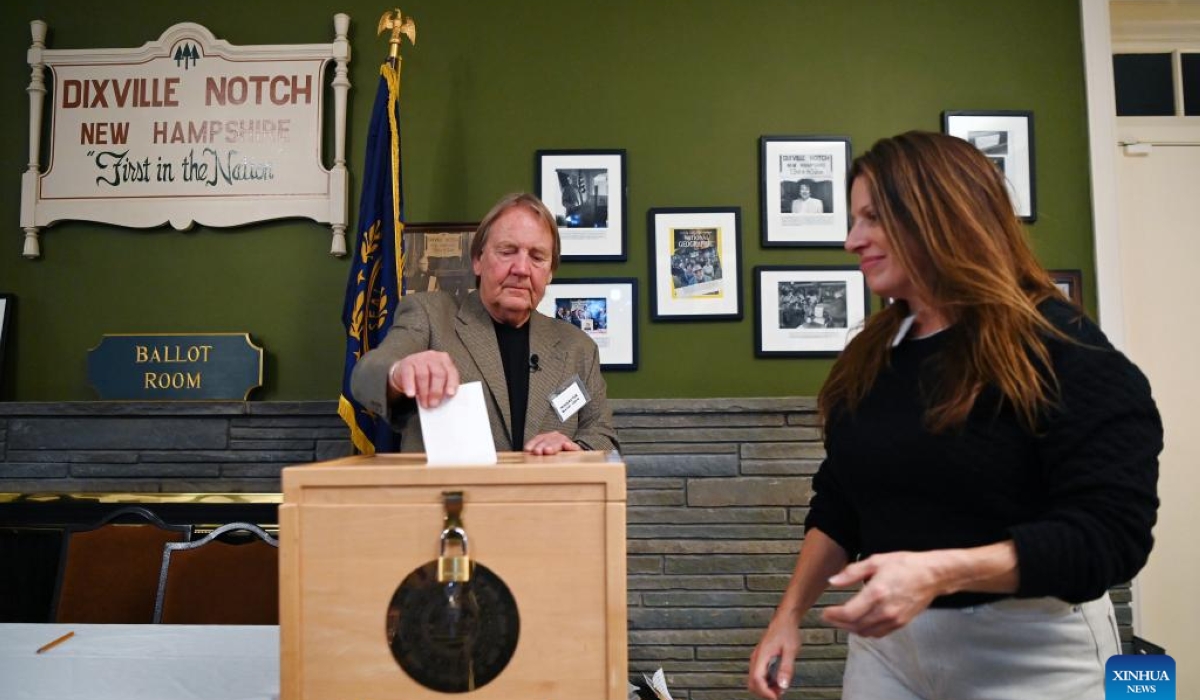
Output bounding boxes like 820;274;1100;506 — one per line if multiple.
550;374;590;422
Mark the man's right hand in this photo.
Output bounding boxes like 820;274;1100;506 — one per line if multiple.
387;350;460;408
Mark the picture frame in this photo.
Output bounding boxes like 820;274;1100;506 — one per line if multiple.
535;149;628;261
754;266;870;357
401;222;479;306
648;207;743;321
759;136;852;247
1049;269;1083;305
536;277;638;370
942;110;1037;222
0;294;12;391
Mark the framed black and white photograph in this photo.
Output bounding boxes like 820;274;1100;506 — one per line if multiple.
755;266;869;357
536;278;638;370
535;149;627;261
1049;269;1083;306
648;207;743;321
759;136;851;247
942;110;1036;222
401;222;479;306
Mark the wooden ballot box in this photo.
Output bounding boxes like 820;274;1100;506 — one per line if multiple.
279;451;627;700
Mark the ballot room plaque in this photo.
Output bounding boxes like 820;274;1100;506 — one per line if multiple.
279;451;628;700
87;333;263;400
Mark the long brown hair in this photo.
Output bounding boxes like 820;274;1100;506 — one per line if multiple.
820;131;1065;433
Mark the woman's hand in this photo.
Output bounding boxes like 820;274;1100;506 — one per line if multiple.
747;616;800;700
821;543;1018;638
746;528;851;698
820;551;944;637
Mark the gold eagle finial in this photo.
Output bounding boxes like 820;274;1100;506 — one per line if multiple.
377;9;417;64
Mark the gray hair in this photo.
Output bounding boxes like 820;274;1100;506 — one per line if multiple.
470;192;561;273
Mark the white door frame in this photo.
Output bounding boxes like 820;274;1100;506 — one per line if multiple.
1080;0;1127;349
1081;0;1145;631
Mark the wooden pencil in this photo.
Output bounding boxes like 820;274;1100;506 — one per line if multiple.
36;631;74;654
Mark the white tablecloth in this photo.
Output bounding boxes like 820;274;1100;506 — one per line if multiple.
0;623;280;700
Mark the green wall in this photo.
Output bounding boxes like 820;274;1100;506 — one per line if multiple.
0;0;1094;401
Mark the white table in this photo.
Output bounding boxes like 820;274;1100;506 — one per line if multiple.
0;623;280;700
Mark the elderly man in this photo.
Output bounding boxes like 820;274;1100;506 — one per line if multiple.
351;192;618;455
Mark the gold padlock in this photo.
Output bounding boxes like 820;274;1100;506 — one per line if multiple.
437;527;471;583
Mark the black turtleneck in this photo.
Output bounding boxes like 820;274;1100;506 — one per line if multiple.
492;320;530;450
805;299;1161;606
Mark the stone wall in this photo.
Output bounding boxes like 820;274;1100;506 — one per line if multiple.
0;402;353;493
0;399;1134;700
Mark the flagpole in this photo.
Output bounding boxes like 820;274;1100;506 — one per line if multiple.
338;9;418;455
376;8;415;315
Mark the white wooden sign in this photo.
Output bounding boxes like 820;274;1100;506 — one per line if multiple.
20;16;353;259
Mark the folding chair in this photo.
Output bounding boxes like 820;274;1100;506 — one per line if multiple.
153;521;279;624
51;505;193;623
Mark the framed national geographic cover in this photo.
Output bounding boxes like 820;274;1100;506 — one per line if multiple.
942;110;1036;222
401;222;479;305
536;277;639;370
648;207;743;321
760;136;851;247
535;149;627;261
754;265;869;357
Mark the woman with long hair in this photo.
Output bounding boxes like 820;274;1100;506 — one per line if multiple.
748;131;1161;699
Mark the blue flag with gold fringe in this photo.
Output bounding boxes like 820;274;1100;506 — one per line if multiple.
339;63;405;455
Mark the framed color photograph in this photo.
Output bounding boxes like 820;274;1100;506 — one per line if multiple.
648;207;743;321
755;266;869;357
759;136;851;246
536;278;638;370
942;110;1036;221
401;222;479;306
1049;269;1083;305
535;149;627;261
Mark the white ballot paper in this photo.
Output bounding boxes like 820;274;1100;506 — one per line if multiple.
417;381;498;466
